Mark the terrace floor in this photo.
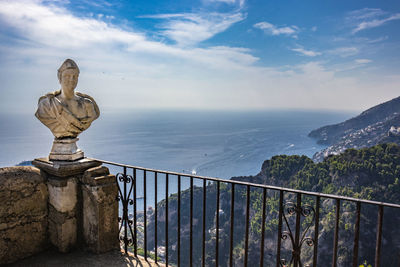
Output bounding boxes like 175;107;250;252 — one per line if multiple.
5;248;165;267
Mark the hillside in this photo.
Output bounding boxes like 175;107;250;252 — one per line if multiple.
144;144;400;267
309;96;400;161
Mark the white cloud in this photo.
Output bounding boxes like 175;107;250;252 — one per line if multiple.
205;0;245;8
0;0;399;113
0;0;146;48
207;0;235;4
328;47;359;57
141;12;245;47
0;0;253;69
254;21;299;37
348;8;386;20
355;59;372;64
355;36;388;44
74;0;113;8
353;13;400;33
331;59;374;73
348;8;400;33
291;47;321;57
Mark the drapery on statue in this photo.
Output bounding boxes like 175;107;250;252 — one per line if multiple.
35;59;100;161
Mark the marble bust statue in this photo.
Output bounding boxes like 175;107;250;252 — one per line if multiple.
35;59;100;160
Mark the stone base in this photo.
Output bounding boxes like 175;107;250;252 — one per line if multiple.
82;166;118;253
32;158;102;253
49;138;84;161
32;158;101;177
32;158;118;254
47;176;78;253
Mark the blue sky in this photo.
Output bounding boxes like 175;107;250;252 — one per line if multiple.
0;0;399;113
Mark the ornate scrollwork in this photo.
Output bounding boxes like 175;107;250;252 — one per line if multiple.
117;172;133;183
116;172;135;251
301;205;314;217
285;202;297;215
281;231;290;240
301;237;314;247
281;259;288;267
280;200;316;267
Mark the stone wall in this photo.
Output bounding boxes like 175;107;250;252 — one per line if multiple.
0;166;49;264
0;161;119;264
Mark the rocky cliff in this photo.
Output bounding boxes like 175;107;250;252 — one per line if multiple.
309;96;400;161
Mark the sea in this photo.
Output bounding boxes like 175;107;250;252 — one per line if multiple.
0;109;353;209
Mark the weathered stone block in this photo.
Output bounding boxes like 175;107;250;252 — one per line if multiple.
8;182;47;219
0;220;48;264
48;177;77;213
45;176;79;252
82;166;114;186
0;166;49;264
33;158;101;253
32;158;101;177
48;216;77;253
82;169;119;253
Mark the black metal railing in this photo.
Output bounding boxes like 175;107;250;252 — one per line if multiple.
94;158;400;267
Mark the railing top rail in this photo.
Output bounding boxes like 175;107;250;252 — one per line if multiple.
92;158;400;209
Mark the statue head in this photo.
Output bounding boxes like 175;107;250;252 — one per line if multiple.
58;59;80;93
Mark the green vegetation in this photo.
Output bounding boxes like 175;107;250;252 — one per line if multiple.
259;143;400;202
246;143;400;266
146;143;400;266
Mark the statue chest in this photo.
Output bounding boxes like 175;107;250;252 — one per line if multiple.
59;97;88;119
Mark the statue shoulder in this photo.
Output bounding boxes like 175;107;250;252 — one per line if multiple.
37;90;61;105
38;90;61;104
76;91;94;102
76;91;100;118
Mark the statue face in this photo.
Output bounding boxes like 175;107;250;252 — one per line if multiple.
60;69;79;93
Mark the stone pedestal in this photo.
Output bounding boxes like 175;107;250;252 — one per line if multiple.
49;138;84;161
32;158;102;253
47;176;78;253
81;166;119;253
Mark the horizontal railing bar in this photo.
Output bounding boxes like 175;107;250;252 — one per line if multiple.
93;158;400;208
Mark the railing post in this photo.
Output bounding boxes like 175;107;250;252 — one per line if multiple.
165;173;169;266
293;193;302;267
375;205;384;267
352;202;361;267
229;183;235;267
190;177;194;267
123;167;128;254
115;167;134;255
215;181;220;267
177;175;181;267
202;179;207;267
154;172;158;263
313;196;320;267
144;170;147;260
276;191;284;267
133;168;137;256
260;188;267;267
332;199;340;267
244;185;250;267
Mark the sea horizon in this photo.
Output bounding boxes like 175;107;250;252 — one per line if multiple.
0;109;354;209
